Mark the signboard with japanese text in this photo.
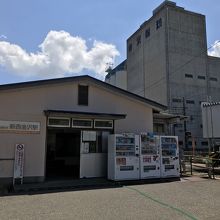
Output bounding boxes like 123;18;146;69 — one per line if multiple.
13;144;25;184
0;120;40;133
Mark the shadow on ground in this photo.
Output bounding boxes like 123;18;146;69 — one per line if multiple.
1;177;181;197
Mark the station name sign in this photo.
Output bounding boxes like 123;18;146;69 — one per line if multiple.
0;120;40;133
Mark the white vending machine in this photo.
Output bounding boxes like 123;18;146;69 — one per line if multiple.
140;133;160;179
108;134;140;181
159;136;180;178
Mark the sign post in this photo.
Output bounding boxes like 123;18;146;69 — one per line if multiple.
13;144;25;185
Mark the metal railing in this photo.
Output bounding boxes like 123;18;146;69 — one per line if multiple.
180;154;220;179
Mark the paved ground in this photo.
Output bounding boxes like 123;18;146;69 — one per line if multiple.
0;177;220;220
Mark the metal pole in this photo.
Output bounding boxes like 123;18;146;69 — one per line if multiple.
210;104;214;152
192;136;195;157
190;156;193;175
183;97;188;150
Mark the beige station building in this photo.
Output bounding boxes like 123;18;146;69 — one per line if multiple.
0;75;166;184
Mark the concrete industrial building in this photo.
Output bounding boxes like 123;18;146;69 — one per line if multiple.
0;75;165;184
106;1;220;151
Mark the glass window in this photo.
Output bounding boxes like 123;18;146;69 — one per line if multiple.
94;120;113;129
198;75;206;80
78;85;88;106
145;28;150;38
201;141;208;146
185;74;193;78
172;98;182;103
156;18;162;29
210;77;218;82
186;100;195;104
136;35;141;45
153;123;165;134
48;117;70;127
72;119;92;128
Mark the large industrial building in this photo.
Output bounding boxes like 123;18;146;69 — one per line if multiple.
106;1;220;151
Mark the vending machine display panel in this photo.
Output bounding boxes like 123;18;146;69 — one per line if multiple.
140;134;160;179
160;136;180;178
108;134;140;181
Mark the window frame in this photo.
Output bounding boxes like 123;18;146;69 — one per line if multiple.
72;118;93;128
210;77;218;82
172;98;182;103
136;35;141;46
185;74;193;78
94;119;113;129
78;85;89;106
156;18;162;29
186;100;195;104
197;75;206;80
145;28;150;38
47;117;71;128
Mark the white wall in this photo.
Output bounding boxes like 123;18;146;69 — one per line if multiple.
0;79;155;181
202;102;220;138
80;153;107;178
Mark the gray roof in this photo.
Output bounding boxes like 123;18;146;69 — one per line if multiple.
0;75;167;111
45;110;126;120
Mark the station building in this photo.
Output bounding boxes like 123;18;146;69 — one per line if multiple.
0;75;166;184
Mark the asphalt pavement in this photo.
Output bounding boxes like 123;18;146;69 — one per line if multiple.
0;176;219;220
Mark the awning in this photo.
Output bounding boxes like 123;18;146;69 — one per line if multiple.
153;112;188;123
44;110;126;120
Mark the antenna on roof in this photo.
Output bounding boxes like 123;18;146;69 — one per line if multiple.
105;62;113;73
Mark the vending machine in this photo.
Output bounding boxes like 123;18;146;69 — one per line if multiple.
159;136;180;178
139;133;160;179
108;134;140;181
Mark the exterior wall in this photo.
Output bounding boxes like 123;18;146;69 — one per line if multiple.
105;70;127;90
202;103;220;139
0;103;46;182
125;2;213;150
115;70;127;90
80;153;107;178
167;6;208;149
105;74;116;86
127;7;168;105
0;80;153;182
90;85;153;133
208;56;220;102
104;2;220;151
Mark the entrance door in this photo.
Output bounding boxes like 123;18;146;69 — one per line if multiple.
46;129;81;179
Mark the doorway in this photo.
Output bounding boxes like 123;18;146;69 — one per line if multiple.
46;129;81;179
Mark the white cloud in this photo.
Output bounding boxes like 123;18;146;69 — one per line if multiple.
0;35;7;39
208;40;220;57
0;30;119;79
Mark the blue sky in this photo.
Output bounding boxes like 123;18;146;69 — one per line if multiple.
0;0;220;84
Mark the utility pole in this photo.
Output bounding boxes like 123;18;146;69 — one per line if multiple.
208;96;214;153
183;97;188;150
